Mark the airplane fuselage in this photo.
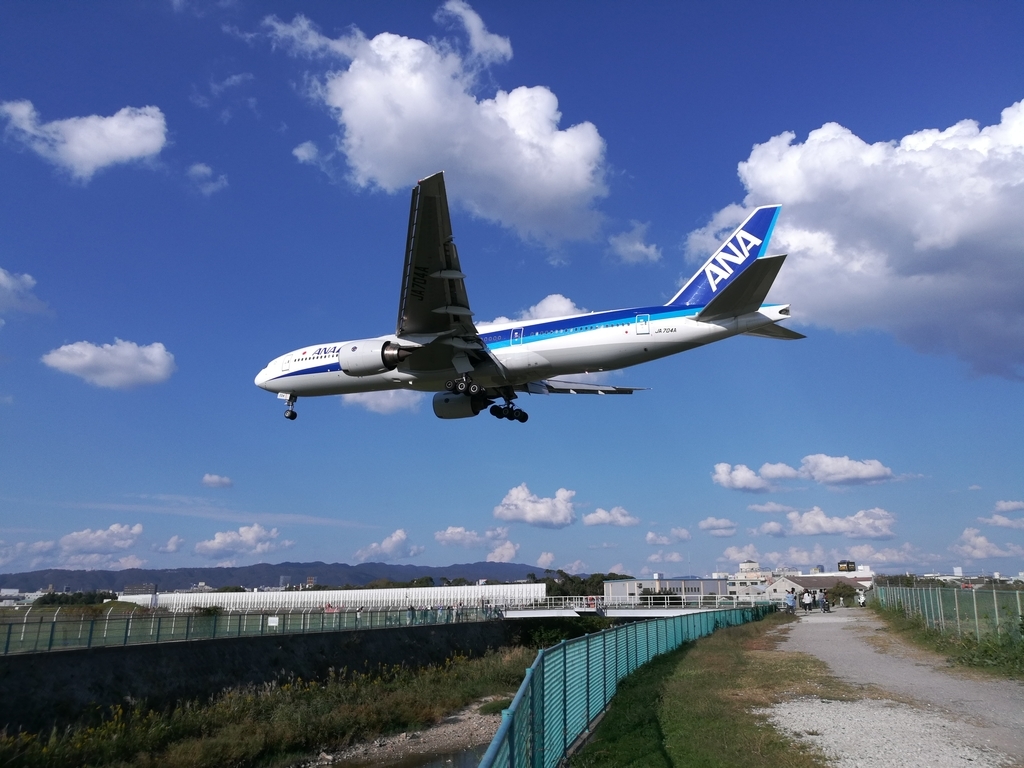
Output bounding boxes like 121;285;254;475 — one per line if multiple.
254;303;791;398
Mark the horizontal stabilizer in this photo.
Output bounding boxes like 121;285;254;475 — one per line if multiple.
520;379;643;395
744;324;806;340
698;254;787;322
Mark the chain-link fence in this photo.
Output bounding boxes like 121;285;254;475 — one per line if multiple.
478;605;772;768
875;586;1023;642
0;604;495;655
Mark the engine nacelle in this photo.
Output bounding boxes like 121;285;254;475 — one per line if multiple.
432;392;489;419
339;340;413;377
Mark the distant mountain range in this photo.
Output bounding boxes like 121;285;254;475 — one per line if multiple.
0;561;543;593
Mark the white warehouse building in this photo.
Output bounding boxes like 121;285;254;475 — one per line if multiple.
120;583;546;613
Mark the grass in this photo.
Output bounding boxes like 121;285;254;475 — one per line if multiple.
871;604;1024;678
570;612;859;768
0;647;531;768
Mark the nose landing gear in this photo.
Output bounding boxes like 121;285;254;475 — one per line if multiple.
280;393;298;420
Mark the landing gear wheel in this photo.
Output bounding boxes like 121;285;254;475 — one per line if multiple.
284;410;297;420
445;380;455;392
455;380;468;393
500;404;513;418
515;410;529;423
468;382;481;395
490;405;503;418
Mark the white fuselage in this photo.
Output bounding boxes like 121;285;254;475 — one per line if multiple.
254;303;790;398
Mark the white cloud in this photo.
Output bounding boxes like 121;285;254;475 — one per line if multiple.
264;11;607;243
433;525;508;546
712;463;769;492
485;294;585;326
342;389;425;414
608;221;661;264
493;483;576;528
187;162;228;195
645;527;690;546
486;540;519;563
536;551;555;568
786;506;895;539
698;517;737;537
994;500;1024;512
968;484;982;491
209;72;254;96
196;523;293;557
607;562;625;574
582;506;639;527
292;140;320;164
0;266;45;317
61;553;146;570
978;514;1024;530
355;528;424;561
646;550;683;563
60;523;143;554
670;527;691;541
713;455;894;491
798;454;893;485
844;542;938;567
202;474;233;488
41;338;176;389
748;502;797;514
951;528;1024;559
434;0;512;64
687;99;1024;378
156;535;184;553
0;100;166;180
762;544;830;567
561;559;587;574
719;544;761;563
751;521;785;537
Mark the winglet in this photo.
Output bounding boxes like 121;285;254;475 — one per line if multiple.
668;205;781;309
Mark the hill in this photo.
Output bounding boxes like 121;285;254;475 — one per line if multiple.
0;561;542;593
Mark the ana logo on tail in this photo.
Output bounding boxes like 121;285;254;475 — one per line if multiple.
705;229;764;292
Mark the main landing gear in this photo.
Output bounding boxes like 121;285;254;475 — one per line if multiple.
281;393;298;420
489;403;528;423
444;375;483;396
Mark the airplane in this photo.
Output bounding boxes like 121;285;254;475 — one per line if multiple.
254;171;803;423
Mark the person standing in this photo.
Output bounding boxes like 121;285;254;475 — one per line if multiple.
801;589;813;613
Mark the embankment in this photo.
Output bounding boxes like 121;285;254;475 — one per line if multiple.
0;621;510;733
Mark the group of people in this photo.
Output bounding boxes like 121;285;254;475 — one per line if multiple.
783;587;866;614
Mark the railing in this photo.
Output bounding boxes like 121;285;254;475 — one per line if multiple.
875;586;1023;642
516;594;771;610
0;605;496;656
478;605;772;768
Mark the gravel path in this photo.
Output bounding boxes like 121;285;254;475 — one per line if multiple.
766;609;1024;767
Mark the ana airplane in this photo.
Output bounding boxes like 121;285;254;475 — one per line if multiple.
255;172;803;423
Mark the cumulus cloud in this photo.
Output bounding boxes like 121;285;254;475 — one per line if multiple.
485;294;586;326
156;535;184;553
686;99;1024;378
561;559;587;575
0;100;166;180
493;483;576;528
719;544;761;563
264;9;607;243
341;389;425;414
187;162;228;195
195;523;293;557
0;267;45;319
713;455;894;491
608;221;661;264
994;500;1024;512
750;521;785;537
486;540;519;563
202;474;233;488
748;502;797;514
536;551;555;568
355;528;424;561
582;506;639;527
645;528;690;546
292;140;321;164
951;528;1024;559
762;543;831;567
698;517;737;537
978;514;1024;530
786;506;895;539
433;525;508;546
41;338;176;388
60;523;143;554
646;550;683;563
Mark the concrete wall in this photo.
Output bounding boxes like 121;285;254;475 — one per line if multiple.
0;621;510;734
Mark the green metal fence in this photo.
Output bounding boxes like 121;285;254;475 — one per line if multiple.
478;605;772;768
0;605;495;656
875;586;1023;642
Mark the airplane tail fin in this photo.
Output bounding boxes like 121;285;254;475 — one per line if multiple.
667;205;781;310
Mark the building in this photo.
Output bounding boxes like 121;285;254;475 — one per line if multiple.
603;574;727;601
727;561;774;596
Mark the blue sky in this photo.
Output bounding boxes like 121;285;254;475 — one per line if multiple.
2;2;1023;579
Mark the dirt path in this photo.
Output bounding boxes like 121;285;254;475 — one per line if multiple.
771;608;1024;766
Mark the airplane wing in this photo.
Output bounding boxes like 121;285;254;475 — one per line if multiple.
519;379;643;395
395;172;503;375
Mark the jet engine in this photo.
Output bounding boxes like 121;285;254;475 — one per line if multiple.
432;392;491;419
339;340;413;376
